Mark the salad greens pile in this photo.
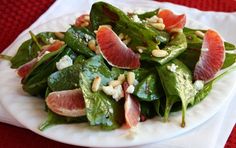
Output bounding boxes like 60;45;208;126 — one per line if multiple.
6;2;236;130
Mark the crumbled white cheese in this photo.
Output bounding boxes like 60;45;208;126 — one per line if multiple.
48;37;55;44
133;79;139;86
37;51;50;61
112;85;124;101
126;85;135;94
84;34;92;42
167;63;178;73
56;55;73;70
201;48;209;52
102;85;114;96
132;15;142;23
194;80;204;91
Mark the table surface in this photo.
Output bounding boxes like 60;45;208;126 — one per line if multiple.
0;0;236;147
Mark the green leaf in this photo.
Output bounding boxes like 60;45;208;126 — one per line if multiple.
0;54;12;61
39;110;87;131
178;49;236;71
222;53;236;69
183;27;236;51
11;32;57;68
134;74;163;101
22;47;76;96
140;101;157;119
193;66;236;105
64;26;95;57
157;59;197;127
137;9;159;20
141;32;187;65
90;2;170;51
79;55;124;130
48;64;81;91
178;48;200;71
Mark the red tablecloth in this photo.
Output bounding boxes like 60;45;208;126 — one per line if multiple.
0;0;236;147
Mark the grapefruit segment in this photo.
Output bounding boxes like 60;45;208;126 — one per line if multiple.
46;89;86;117
194;29;225;81
96;26;140;69
158;9;186;32
17;41;64;78
123;82;140;128
17;58;38;78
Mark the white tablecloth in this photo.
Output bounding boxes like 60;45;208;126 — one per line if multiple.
0;0;236;147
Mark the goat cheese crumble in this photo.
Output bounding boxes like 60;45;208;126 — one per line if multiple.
167;63;178;73
56;55;73;70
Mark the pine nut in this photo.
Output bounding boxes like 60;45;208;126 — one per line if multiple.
138;48;143;53
157;18;163;23
123;38;131;45
125;35;129;39
118;74;126;82
92;76;101;92
195;31;205;38
127;72;135;85
81;22;89;27
109;80;122;87
88;39;96;51
84;15;90;21
54;32;65;40
118;33;125;40
152;49;168;57
150;23;165;30
136;46;147;50
170;28;183;33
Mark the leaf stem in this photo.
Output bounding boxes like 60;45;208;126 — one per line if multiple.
0;54;12;61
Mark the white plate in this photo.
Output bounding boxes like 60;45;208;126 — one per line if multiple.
1;12;236;147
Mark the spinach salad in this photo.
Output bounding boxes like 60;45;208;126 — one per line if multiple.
4;2;236;131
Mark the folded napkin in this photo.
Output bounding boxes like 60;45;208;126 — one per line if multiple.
0;0;236;147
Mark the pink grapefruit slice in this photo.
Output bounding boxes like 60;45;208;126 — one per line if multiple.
46;89;86;117
158;9;186;32
194;29;225;81
96;26;140;69
123;82;140;128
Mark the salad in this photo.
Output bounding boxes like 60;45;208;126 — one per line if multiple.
2;2;236;131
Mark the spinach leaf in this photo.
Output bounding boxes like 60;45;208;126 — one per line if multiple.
140;101;157;119
64;26;95;57
22;47;76;96
79;55;124;130
132;66;154;81
178;49;236;71
183;27;236;51
141;32;187;65
11;32;56;68
90;2;170;51
137;9;159;20
74;55;86;65
48;64;81;91
178;48;200;71
134;74;163;101
222;53;236;69
193;66;236;105
157;59;197;127
39;110;87;131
